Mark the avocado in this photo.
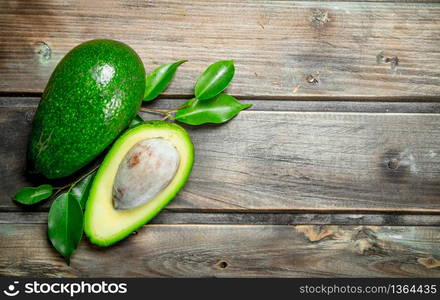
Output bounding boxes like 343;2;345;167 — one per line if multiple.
28;39;146;179
84;121;194;246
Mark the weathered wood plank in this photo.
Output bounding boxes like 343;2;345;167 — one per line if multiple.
1;224;439;277
1;1;440;98
2;104;440;212
2;96;440;113
2;212;440;226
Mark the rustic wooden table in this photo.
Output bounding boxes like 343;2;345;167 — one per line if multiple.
1;0;440;277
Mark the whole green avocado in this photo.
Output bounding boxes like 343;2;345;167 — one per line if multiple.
28;39;146;179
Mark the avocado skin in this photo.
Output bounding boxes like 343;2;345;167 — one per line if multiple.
28;39;146;179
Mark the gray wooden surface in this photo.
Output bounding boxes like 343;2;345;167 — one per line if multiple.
3;211;440;226
1;1;440;98
2;99;440;212
1;224;440;277
1;0;440;277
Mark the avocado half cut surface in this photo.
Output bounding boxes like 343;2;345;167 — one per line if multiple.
84;121;194;246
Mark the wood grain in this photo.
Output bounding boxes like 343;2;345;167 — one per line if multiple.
3;96;440;112
2;102;440;213
1;224;439;277
2;1;440;279
1;1;440;98
2;212;440;226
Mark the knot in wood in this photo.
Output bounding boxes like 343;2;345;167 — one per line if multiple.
311;9;330;28
34;41;52;64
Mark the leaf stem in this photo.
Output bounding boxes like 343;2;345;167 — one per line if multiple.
68;164;100;193
139;103;191;116
139;107;171;114
53;164;100;197
160;113;171;121
52;188;65;199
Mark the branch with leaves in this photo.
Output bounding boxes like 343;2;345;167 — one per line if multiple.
140;59;251;124
12;59;251;264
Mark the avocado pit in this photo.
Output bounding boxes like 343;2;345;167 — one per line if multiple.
113;138;180;210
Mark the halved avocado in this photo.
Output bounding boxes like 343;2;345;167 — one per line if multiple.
84;121;194;246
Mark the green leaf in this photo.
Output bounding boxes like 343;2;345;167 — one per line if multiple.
195;60;235;100
144;60;187;101
48;193;84;264
128;114;144;128
70;172;95;209
12;184;53;205
175;94;251;125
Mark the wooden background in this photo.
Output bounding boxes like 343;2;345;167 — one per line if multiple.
1;0;440;277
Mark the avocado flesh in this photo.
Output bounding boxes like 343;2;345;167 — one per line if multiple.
84;121;194;247
28;39;146;179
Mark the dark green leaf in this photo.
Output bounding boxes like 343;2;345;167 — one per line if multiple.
195;60;235;100
48;193;83;264
70;172;95;209
144;60;187;101
12;184;53;205
128;114;144;128
175;94;251;125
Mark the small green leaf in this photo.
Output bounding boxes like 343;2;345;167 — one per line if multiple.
12;184;53;205
128;114;144;128
70;172;95;209
144;60;187;101
175;94;251;125
195;60;235;100
48;193;84;264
